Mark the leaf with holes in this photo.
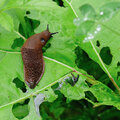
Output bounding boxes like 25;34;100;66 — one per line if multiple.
71;0;120;89
90;82;120;109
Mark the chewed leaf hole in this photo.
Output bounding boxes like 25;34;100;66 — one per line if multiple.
13;77;27;93
45;89;48;91
117;72;120;80
96;40;100;47
53;0;64;7
42;43;51;53
11;38;24;49
100;47;112;65
75;46;107;80
117;62;120;67
12;99;30;119
26;11;30;15
85;91;98;102
19;16;40;38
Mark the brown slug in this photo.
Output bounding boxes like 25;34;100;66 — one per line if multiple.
21;25;58;89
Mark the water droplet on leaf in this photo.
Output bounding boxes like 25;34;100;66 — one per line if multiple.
73;18;81;26
99;2;120;21
100;11;104;15
83;17;88;21
79;4;96;20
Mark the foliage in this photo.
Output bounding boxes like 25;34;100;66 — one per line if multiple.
0;0;120;119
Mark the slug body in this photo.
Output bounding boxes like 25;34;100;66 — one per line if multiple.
21;25;58;89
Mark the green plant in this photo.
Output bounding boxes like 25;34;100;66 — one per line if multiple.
0;0;120;119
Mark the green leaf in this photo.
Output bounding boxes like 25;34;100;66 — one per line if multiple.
22;0;60;11
0;27;19;50
1;0;120;119
0;12;14;31
12;102;29;119
43;87;58;102
0;0;6;8
0;52;6;61
0;105;17;120
23;97;41;120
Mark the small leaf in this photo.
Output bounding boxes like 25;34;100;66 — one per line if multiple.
43;87;58;102
23;97;42;120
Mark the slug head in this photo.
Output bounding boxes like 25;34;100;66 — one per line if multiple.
23;25;58;49
38;25;58;47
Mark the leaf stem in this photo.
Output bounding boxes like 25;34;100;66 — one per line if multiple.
65;0;78;18
84;98;95;105
0;48;96;85
0;49;21;54
0;69;95;109
65;0;120;93
14;31;26;41
44;56;97;84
